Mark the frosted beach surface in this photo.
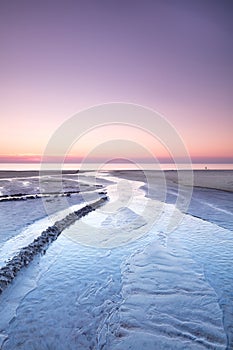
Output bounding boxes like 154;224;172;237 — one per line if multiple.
0;170;232;349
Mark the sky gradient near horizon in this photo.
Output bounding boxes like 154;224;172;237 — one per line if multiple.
0;0;233;164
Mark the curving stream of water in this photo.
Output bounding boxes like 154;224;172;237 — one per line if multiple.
0;172;232;349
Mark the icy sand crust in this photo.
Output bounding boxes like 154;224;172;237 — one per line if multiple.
0;170;81;179
111;241;227;350
0;172;110;247
0;173;106;199
0;196;107;294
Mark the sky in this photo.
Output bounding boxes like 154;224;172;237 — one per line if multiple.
0;0;232;164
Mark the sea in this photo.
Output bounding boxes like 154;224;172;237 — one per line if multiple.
0;162;233;171
0;163;232;349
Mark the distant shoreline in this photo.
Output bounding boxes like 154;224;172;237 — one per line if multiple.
0;168;233;192
0;163;233;171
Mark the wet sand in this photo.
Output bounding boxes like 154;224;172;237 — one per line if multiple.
110;169;233;192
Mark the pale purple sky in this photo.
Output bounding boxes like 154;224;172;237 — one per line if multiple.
0;0;232;163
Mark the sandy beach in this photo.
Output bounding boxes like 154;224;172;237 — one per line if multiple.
0;169;232;349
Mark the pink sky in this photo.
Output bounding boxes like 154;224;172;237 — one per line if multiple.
0;1;232;164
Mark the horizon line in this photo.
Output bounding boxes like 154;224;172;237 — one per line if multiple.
0;160;233;165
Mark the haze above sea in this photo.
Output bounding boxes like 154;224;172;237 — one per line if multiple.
0;163;233;171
